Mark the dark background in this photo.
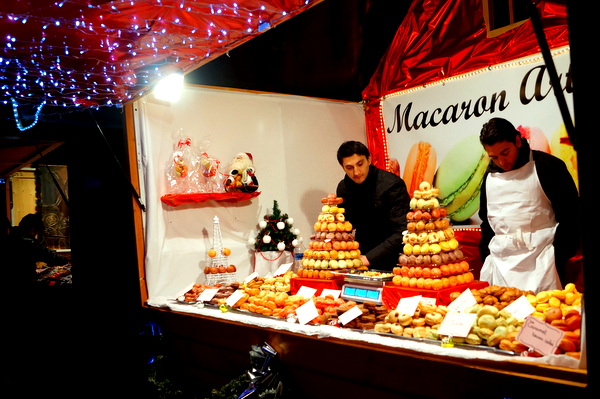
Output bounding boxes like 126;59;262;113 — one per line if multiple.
1;1;596;397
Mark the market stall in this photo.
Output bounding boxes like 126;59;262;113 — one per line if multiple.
129;0;588;395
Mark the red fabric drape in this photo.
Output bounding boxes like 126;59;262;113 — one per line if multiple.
160;192;260;207
290;277;345;296
382;280;489;308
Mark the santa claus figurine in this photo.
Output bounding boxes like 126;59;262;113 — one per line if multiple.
224;152;259;193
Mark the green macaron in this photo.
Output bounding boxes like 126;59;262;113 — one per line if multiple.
433;135;490;222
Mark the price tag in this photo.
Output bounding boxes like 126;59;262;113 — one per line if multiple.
419;296;437;306
198;288;219;302
503;295;535;320
320;289;341;299
296;286;317;298
225;289;245;308
338;305;363;325
274;262;292;276
517;316;564;356
243;272;258;284
296;299;319;325
437;312;477;338
396;295;422;315
447;289;477;313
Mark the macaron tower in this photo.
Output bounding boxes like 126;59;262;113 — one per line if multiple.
297;193;364;279
394;181;475;290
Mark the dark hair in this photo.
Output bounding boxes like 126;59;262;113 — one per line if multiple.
19;213;44;234
479;117;521;146
336;141;370;165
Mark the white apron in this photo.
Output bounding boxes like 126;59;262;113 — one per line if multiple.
480;154;561;293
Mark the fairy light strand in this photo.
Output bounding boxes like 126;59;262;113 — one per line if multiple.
0;0;318;117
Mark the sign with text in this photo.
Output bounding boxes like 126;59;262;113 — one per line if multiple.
381;48;576;224
517;316;564;356
437;312;477;338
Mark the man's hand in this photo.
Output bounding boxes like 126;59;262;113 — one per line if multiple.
360;255;370;267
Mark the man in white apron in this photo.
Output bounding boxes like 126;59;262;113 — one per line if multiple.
478;118;579;293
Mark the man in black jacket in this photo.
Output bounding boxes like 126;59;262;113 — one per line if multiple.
478;118;579;292
336;141;410;271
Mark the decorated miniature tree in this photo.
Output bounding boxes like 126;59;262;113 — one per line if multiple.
251;200;301;276
253;200;300;252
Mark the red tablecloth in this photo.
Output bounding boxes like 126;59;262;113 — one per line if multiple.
453;227;483;280
290;277;345;296
382;280;489;309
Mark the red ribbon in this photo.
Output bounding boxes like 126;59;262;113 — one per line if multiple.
177;138;192;147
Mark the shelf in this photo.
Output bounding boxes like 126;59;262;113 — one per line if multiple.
161;192;260;207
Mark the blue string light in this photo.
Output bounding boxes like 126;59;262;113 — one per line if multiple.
11;97;46;131
1;0;318;126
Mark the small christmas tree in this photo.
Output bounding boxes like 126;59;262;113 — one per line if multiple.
253;200;300;252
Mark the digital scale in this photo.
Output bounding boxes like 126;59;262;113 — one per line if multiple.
336;271;393;305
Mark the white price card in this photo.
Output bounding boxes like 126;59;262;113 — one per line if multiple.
396;295;422;315
243;272;258;284
447;289;477;313
296;286;317;299
437;312;478;338
296;299;319;325
419;296;437;306
320;289;341;299
198;288;219;302
338;305;363;325
503;295;536;320
274;262;292;276
225;290;245;308
517;316;564;356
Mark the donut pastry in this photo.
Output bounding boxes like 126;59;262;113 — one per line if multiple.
425;312;444;326
385;310;401;323
412;317;426;327
390;324;404;335
374;323;392;333
398;313;413;326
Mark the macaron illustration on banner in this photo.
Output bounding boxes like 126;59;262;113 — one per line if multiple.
403;141;437;197
550;124;578;191
433;135;490;223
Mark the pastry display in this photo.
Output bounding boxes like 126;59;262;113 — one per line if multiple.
394;181;474;290
297;193;366;279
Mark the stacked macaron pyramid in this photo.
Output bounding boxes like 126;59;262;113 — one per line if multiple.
297;193;365;279
394;181;475;290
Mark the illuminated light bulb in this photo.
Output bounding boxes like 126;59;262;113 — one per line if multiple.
153;71;184;102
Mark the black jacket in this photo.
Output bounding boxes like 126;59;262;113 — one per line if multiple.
478;139;580;284
337;165;410;270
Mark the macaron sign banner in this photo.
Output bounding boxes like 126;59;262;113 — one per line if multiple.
380;47;575;225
